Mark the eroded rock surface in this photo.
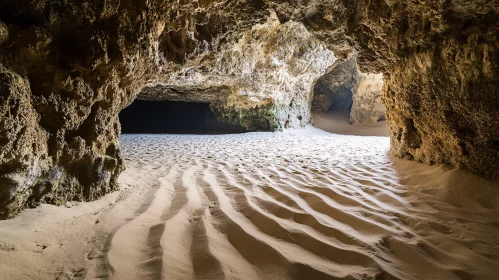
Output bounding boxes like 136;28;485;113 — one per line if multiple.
304;0;499;179
312;57;358;113
0;0;268;217
379;1;499;180
311;57;385;124
350;73;385;124
0;0;498;217
140;14;335;130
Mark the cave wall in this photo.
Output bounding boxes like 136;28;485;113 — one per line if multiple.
291;0;498;179
350;73;385;124
312;57;358;113
0;0;498;217
376;1;499;179
311;56;385;124
139;14;335;131
0;0;272;218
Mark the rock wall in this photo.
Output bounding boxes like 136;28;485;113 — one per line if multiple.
298;0;499;179
377;2;499;180
311;57;385;125
311;57;358;112
0;0;335;217
140;14;335;131
0;0;270;218
350;73;385;124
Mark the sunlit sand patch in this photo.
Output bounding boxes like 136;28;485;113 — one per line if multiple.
1;124;499;279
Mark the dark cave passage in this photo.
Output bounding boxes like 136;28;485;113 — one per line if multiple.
327;87;353;115
119;100;246;134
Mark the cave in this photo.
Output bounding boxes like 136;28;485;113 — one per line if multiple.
1;1;499;279
325;86;353;117
119;100;246;134
311;56;387;135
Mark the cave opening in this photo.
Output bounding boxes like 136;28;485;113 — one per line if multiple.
327;86;354;118
119;100;246;134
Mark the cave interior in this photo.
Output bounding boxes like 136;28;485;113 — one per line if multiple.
326;86;354;117
0;1;499;279
119;100;246;134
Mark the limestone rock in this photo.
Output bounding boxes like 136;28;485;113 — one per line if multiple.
311;57;385;125
0;20;7;44
379;1;499;180
350;73;385;124
140;14;335;130
0;66;49;218
0;0;498;218
311;57;358;113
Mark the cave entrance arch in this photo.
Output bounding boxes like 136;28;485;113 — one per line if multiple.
311;57;389;136
119;100;246;134
311;57;358;122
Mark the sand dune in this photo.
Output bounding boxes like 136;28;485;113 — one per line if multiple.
1;124;499;279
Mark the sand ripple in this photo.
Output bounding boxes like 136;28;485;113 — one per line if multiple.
80;130;499;280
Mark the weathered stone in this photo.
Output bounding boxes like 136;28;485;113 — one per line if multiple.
304;0;499;179
0;64;123;218
0;65;49;218
0;20;7;44
140;14;335;131
312;57;385;125
350;73;385;124
377;1;499;180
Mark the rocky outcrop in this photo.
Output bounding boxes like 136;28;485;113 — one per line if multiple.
0;20;7;44
350;73;385;124
0;0;497;217
302;0;498;179
311;57;385;124
140;14;335;131
0;63;123;218
377;2;499;180
311;57;358;113
0;1;335;217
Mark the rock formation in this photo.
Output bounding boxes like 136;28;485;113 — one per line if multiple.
0;0;497;218
287;0;498;179
376;1;499;180
350;73;385;124
140;13;335;131
311;56;385;124
311;57;358;113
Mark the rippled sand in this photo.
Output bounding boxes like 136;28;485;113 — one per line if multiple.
1;127;499;279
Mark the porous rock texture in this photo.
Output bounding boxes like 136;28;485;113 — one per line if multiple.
0;0;335;218
350;73;385;124
311;56;358;113
311;56;385;124
379;1;499;180
0;0;498;217
140;14;335;131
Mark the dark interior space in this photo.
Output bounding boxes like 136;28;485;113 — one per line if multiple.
328;87;353;113
119;100;246;134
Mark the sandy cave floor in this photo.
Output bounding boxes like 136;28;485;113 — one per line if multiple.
1;117;499;279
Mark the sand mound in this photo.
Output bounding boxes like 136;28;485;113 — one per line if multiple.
1;124;499;279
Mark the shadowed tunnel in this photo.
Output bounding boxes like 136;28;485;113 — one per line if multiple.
119;100;246;134
328;87;353;114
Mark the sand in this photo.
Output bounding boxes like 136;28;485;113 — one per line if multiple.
313;111;390;137
1;115;499;280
